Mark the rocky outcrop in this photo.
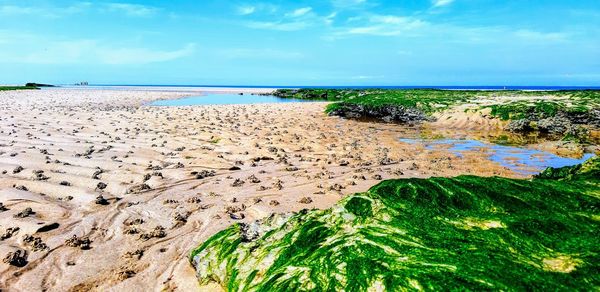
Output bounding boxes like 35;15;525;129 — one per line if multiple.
327;103;431;123
505;112;593;142
190;158;600;291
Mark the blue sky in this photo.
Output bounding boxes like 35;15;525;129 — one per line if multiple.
0;0;599;86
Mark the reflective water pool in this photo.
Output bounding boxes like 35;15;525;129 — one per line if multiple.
150;94;317;106
400;138;595;175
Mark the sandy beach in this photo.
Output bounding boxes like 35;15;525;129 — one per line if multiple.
0;88;580;291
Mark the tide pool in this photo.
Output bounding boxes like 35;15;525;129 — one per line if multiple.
400;138;595;175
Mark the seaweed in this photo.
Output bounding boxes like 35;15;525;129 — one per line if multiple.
271;88;600;122
190;157;600;291
0;86;39;91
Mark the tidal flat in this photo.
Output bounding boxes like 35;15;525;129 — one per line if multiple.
0;87;597;291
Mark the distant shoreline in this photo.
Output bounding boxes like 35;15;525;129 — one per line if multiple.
56;84;600;91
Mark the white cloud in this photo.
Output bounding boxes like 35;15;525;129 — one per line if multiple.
0;31;195;65
351;75;384;80
246;20;310;31
336;15;428;36
325;12;338;25
218;48;303;59
0;2;158;18
104;3;159;17
514;29;568;42
234;3;279;16
243;6;336;31
432;0;454;8
286;7;312;18
98;43;196;64
237;6;256;15
0;5;36;15
0;2;91;18
331;0;367;8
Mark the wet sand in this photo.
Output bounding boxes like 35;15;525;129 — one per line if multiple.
0;88;565;291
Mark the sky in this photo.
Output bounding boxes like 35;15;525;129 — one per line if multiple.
0;0;599;86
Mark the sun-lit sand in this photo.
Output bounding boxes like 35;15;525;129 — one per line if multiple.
0;88;564;291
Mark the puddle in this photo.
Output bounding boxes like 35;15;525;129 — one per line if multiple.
400;138;595;175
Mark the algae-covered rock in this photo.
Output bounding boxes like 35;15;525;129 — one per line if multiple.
190;158;600;291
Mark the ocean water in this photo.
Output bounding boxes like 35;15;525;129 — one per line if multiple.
63;85;600;90
149;93;319;106
400;138;595;175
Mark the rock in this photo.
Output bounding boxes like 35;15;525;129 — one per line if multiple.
123;226;140;235
12;166;24;174
92;169;103;179
96;182;108;190
187;196;202;204
240;222;260;242
505;119;533;132
14;185;28;191
328;103;430;124
173;212;190;226
139;226;166;241
193;170;216;179
252;156;274;162
1;227;19;240
231;178;245;187
23;234;48;251
329;184;345;192
116;269;136;280
32;170;49;181
229;213;245;220
65;235;91;250
299;197;313;204
95;195;109;205
127;183;151;194
247;175;261;183
124;249;144;260
3;250;28;267
272;180;284;190
14;207;35;218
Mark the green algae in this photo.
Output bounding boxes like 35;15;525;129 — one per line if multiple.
0;86;39;91
272;88;600;119
190;157;600;291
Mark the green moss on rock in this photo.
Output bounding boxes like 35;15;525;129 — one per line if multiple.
191;158;600;291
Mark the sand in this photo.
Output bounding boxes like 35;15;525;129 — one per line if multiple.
0;88;552;291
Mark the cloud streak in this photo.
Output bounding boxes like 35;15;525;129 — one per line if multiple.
432;0;455;8
334;15;428;37
103;3;159;17
0;2;160;18
0;31;195;65
218;48;304;60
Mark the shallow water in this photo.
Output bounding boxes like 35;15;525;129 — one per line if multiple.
150;94;317;106
400;138;595;175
